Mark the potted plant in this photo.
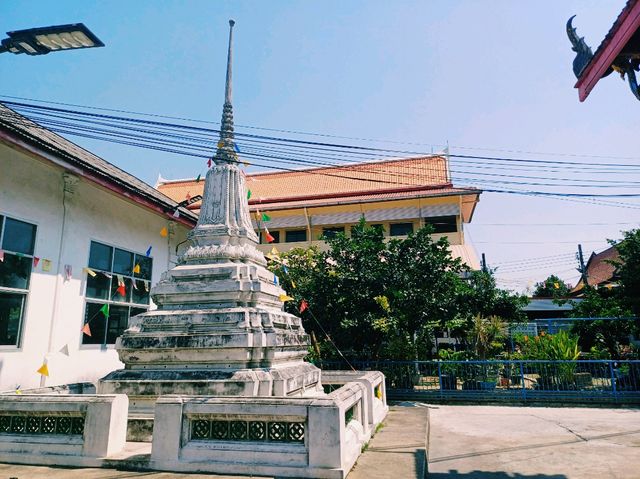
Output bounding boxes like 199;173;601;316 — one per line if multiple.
437;349;466;390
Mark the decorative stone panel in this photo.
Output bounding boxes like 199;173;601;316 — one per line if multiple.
0;414;85;436
190;417;305;443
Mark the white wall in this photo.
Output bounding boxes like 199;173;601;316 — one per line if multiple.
0;143;190;390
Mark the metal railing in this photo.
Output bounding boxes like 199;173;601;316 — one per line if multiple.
316;360;640;404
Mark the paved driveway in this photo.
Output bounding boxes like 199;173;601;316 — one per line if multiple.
427;404;640;479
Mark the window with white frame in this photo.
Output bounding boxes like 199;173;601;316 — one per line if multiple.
82;241;152;345
0;215;37;347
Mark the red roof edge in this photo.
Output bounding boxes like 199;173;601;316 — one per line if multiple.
575;1;640;101
0;131;197;228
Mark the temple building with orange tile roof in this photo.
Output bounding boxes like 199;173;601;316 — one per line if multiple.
156;154;482;269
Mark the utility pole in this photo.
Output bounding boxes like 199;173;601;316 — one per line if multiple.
577;244;588;286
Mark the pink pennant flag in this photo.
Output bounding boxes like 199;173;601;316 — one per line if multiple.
0;250;4;262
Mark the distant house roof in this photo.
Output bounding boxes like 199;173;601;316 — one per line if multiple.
0;103;197;226
571;244;621;294
157;156;481;221
522;298;575;312
574;0;640;101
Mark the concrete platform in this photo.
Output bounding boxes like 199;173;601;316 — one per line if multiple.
2;404;638;479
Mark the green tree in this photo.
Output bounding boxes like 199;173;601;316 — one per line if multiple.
614;228;640;316
533;275;571;298
567;287;632;358
269;220;529;361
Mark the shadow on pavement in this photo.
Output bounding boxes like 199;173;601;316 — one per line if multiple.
428;471;568;479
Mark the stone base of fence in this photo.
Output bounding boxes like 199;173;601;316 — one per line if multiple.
0;394;128;467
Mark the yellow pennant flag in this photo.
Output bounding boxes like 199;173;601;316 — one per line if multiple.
83;267;97;277
37;362;49;377
291;279;296;289
133;264;141;274
270;246;279;256
160;227;168;237
279;294;294;302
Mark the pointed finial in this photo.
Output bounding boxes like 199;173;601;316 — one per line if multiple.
214;19;237;164
225;20;235;104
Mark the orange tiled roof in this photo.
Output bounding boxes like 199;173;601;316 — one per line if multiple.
157;156;471;210
571;244;621;293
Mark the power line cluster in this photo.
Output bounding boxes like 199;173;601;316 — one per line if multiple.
2;97;640;212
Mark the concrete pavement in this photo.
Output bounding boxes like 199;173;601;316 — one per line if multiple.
427;404;640;479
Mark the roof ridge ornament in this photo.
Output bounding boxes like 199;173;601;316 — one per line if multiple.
566;15;594;78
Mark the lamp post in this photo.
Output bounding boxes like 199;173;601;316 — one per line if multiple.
0;23;104;55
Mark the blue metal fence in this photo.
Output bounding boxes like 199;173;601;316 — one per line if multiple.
317;360;640;404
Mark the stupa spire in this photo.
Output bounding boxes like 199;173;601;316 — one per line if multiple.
187;19;261;259
216;19;236;164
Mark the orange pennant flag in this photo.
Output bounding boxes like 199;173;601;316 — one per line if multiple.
82;323;92;336
160;227;168;237
299;299;309;313
132;264;141;274
265;228;275;243
37;362;49;377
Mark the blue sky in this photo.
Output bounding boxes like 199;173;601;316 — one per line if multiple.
2;1;639;291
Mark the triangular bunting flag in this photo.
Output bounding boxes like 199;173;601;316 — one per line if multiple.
33;256;40;267
291;279;296;289
100;304;110;318
282;265;289;274
207;158;213;168
15;386;22;395
64;264;72;281
0;250;4;262
270;246;279;256
265;228;275;243
299;299;309;313
247;190;252;200
274;275;279;285
279;294;294;302
185;192;191;202
82;322;92;336
132;280;138;290
160;227;168;237
83;267;97;277
144;282;149;292
37;362;49;377
133;264;141;274
103;272;112;279
59;344;70;356
116;284;126;297
42;259;52;271
234;143;240;153
196;174;201;183
173;209;180;218
146;246;152;257
262;212;271;222
217;140;224;148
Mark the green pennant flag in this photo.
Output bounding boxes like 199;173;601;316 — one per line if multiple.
196;174;201;183
261;212;271;222
247;189;252;199
100;304;110;319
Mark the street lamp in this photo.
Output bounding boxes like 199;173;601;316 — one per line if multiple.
0;23;104;56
